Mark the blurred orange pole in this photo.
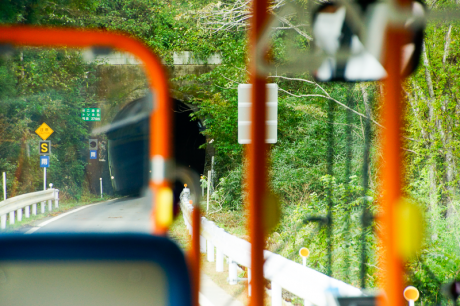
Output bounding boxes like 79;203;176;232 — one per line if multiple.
380;27;404;306
379;2;410;304
248;0;268;306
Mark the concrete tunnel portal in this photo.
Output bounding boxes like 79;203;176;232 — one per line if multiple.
94;97;207;197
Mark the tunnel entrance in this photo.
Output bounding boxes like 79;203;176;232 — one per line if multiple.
105;96;206;196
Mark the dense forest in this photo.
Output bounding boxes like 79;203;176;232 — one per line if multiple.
1;0;460;304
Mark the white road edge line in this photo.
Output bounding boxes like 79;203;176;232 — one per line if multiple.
199;293;215;306
24;199;118;234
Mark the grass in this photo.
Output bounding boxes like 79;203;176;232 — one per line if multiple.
201;200;249;240
1;192;115;233
169;211;191;250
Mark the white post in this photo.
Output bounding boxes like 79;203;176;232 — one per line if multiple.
271;281;282;306
409;301;414;306
41;201;45;214
17;209;22;222
207;170;211;211
211;156;214;193
0;215;6;229
43;168;46;191
248;268;252;297
32;203;37;215
9;211;14;225
207;239;215;262
216;246;224;272
25;206;30;218
200;236;206;253
55;189;59;208
48;199;52;211
202;184;204;197
303;257;307;267
228;257;238;285
100;178;103;198
2;172;6;200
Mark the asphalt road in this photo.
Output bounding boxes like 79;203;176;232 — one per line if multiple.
30;197;152;234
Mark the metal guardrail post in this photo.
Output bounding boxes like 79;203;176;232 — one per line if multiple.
216;229;224;272
228;257;238;285
271;281;282;306
200;235;206;254
55;189;59;208
41;201;45;214
9;211;14;225
32;203;37;215
17;208;22;222
0;215;5;229
25;205;30;218
207;238;215;262
48;198;52;211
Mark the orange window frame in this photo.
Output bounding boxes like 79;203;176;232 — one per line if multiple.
0;26;172;234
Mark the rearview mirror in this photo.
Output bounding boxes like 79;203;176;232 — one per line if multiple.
312;0;425;81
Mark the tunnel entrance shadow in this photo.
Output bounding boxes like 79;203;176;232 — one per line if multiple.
106;97;206;196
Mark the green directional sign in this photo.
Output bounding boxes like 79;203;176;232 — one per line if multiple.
81;108;101;121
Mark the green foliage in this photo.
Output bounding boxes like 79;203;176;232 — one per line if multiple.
0;47;98;199
268;175;377;287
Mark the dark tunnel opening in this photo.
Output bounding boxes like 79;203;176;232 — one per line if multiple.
106;96;206;196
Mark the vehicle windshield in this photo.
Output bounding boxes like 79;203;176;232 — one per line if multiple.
0;46;158;234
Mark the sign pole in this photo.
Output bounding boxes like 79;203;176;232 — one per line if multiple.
100;178;103;198
43;168;46;190
207;170;211;211
3;172;6;200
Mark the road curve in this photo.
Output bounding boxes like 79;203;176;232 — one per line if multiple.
32;197;152;234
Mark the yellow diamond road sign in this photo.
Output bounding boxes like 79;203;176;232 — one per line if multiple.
35;123;54;140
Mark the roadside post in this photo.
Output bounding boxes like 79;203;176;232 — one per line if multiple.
299;247;310;267
48;183;53;211
211;156;215;194
100;178;103;198
403;286;419;306
1;172;5;227
2;172;6;200
207;170;211;211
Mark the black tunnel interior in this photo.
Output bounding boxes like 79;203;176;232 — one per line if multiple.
106;96;206;196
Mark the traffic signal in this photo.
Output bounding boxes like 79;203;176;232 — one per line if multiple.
89;139;98;150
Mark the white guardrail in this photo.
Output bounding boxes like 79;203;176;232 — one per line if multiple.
180;190;362;306
0;189;59;230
